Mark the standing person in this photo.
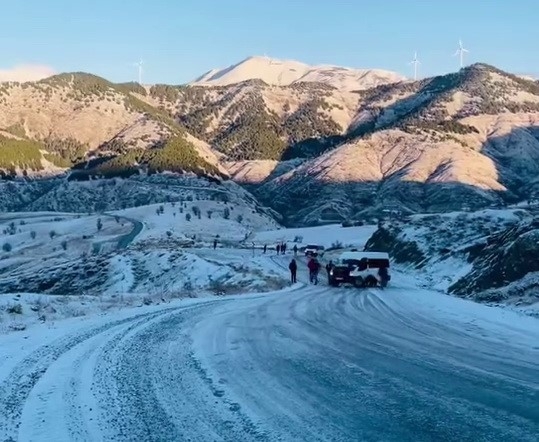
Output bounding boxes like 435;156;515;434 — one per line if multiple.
263;244;267;254
282;243;287;255
289;259;297;284
308;258;320;285
213;238;218;250
293;244;298;256
276;244;281;254
378;265;389;288
313;258;320;285
325;260;334;283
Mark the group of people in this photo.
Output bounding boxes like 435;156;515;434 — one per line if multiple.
262;243;299;256
288;257;334;285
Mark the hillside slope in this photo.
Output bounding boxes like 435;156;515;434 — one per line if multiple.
246;64;539;224
364;207;539;307
0;73;226;179
0;174;280;222
144;79;361;161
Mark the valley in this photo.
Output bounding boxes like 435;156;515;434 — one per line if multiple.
0;54;539;441
1;54;538;332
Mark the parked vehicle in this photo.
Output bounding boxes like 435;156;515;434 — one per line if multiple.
328;251;391;288
304;244;324;257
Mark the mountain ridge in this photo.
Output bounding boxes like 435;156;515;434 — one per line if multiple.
189;55;407;90
225;63;539;224
1;63;539;225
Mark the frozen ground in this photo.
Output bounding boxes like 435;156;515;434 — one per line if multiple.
0;204;285;333
1;213;538;440
115;200;280;245
0;259;537;441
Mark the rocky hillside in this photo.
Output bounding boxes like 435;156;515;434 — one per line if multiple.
0;73;226;179
143;79;361;161
242;64;539;225
364;207;539;307
449;216;539;306
0;174;280;222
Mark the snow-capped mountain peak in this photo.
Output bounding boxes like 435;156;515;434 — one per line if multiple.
190;55;406;90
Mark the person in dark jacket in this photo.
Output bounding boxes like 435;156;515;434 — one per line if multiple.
378;266;389;288
213;238;218;249
263;244;267;254
289;259;297;283
307;258;320;284
276;244;281;254
325;260;335;282
282;243;287;254
293;244;298;256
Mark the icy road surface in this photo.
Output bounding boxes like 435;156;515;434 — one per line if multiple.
0;270;538;441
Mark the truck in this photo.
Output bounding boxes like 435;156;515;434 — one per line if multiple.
328;251;391;288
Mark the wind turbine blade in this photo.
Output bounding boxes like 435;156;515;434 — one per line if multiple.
462;48;469;53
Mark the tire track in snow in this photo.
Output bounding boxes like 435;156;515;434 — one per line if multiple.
188;285;539;441
93;301;271;442
17;314;161;441
0;306;183;441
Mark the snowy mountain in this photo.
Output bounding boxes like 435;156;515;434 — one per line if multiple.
1;62;539;227
190;55;406;90
240;64;539;224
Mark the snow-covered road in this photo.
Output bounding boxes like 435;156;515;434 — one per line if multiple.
1;264;538;441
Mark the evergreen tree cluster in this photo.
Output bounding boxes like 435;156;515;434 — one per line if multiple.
0;136;43;172
71;136;222;180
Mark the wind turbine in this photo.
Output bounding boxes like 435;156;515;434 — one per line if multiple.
453;39;469;69
134;59;144;84
409;51;420;80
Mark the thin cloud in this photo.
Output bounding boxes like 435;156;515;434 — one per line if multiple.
0;64;56;82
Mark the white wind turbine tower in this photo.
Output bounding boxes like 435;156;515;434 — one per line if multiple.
453;39;469;69
409;51;420;80
134;59;144;84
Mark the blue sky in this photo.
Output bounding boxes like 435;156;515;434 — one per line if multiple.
2;0;537;84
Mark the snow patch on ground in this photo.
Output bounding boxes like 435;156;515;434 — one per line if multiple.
115;200;279;244
0;206;287;334
0;247;290;334
253;224;377;249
